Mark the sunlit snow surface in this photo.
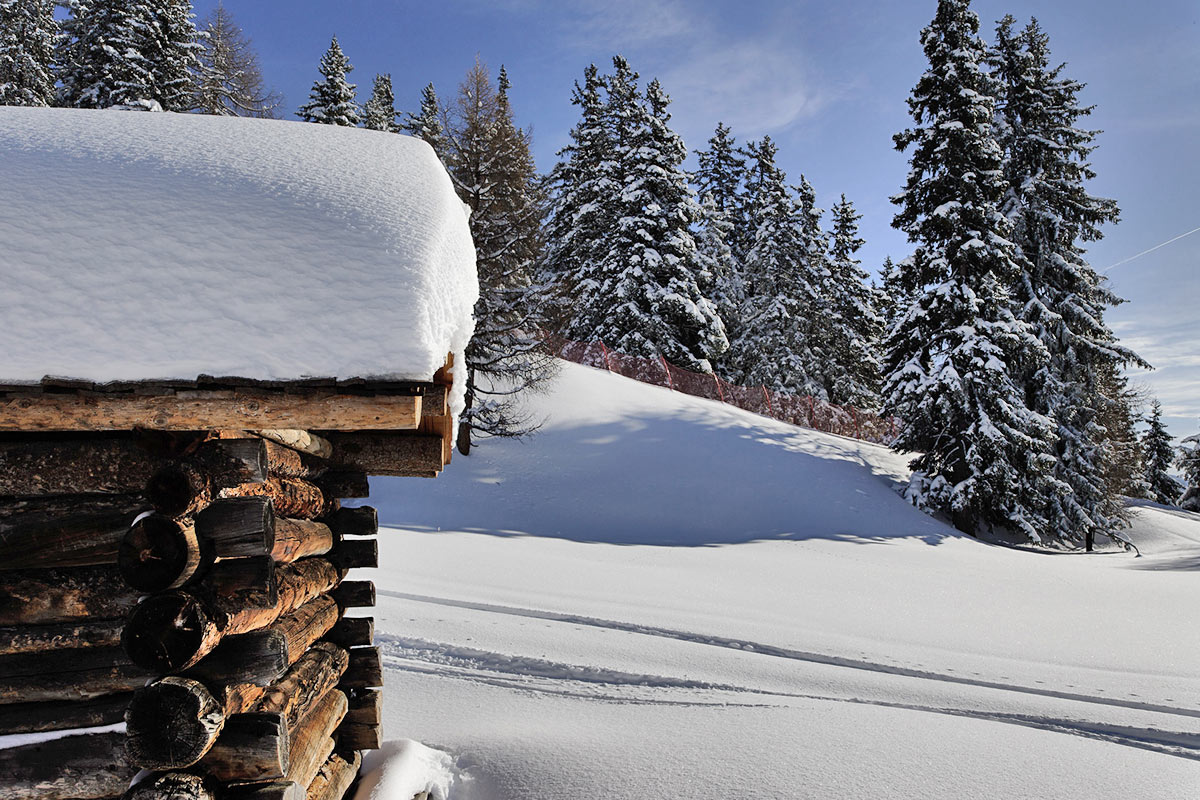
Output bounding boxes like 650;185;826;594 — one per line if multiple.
358;362;1200;799
0;107;477;412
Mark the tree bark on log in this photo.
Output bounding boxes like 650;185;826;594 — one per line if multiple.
316;431;444;477
222;477;329;519
195;497;275;559
0;618;124;655
0;434;162;496
256;430;333;459
311;472;368;501
321;506;377;538
202;556;278;615
324;617;373;649
285;689;348;788
0;690;131;733
262;439;328;480
339;647;382;689
0;497;147;570
145;439;268;516
0;646;149;703
119;515;209;592
0;390;421;433
124;559;340;672
303;751;360;800
272;519;334;563
0;565;139;626
199;711;290;782
0;730;132;800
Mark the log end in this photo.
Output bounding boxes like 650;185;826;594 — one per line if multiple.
123;592;218;673
125;677;225;769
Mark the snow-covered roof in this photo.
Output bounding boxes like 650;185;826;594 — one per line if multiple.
0;107;477;404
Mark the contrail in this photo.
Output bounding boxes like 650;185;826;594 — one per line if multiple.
1102;225;1200;274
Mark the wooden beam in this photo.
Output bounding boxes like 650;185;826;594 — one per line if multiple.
0;390;421;432
304;751;360;800
0;731;133;800
257;430;333;459
285;688;348;787
0;496;147;571
0;618;124;656
317;432;444;477
0;435;160;496
0;691;131;733
325;617;373;649
222;477;330;519
322;506;377;538
0;565;139;626
339;646;382;689
0;646;149;704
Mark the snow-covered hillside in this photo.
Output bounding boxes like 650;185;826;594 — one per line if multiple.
358;361;1200;800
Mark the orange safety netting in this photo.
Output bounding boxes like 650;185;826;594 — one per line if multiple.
542;333;899;445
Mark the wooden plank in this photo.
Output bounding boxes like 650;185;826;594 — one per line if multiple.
0;390;421;432
0;565;139;626
0;731;133;800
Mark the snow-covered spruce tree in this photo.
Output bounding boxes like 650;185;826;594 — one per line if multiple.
0;0;57;106
1141;400;1183;505
140;0;202;111
540;63;615;334
443;61;556;453
296;36;359;126
403;82;447;157
1093;362;1147;502
1179;430;1200;512
194;3;281;117
695;191;742;377
58;0;155;108
821;194;883;407
363;73;399;132
886;0;1057;540
874;255;911;339
733;136;824;395
693;123;748;257
585;61;727;371
992;14;1145;547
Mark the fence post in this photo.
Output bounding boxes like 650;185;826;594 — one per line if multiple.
762;386;774;417
598;340;613;372
714;374;725;403
659;355;673;390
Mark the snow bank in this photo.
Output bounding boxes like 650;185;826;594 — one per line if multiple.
0;107;477;413
354;740;456;800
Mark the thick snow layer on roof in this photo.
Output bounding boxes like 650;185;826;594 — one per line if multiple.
0;107;477;405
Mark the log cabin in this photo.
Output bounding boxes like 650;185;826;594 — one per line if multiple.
0;107;479;800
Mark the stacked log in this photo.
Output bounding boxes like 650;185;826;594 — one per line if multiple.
0;400;448;800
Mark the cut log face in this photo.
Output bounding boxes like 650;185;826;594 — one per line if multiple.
124;772;217;800
344;688;381;726
329;538;377;571
325;617;373;649
339;647;383;689
312;471;369;501
0;730;133;800
195;497;275;559
203;556;279;616
322;506;377;538
0;389;422;432
330;580;375;611
123;592;221;673
125;677;225;770
119;515;208;592
0;497;147;571
0;565;139;626
336;721;381;751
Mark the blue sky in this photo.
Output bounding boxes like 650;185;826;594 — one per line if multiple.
194;0;1199;437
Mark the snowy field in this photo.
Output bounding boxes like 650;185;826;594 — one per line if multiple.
358;361;1200;799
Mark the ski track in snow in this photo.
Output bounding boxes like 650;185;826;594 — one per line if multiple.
377;590;1200;762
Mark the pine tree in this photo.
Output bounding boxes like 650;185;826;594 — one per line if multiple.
363;73;399;132
0;0;57;106
693;123;748;257
1141;400;1183;505
142;0;202;111
59;0;156;108
540;63;615;333
886;0;1056;540
822;194;883;407
695;190;742;376
1179;430;1200;512
1094;362;1147;504
583;61;727;371
733;137;824;394
296;36;360;126
403;82;447;157
991;15;1144;546
194;3;280;117
442;61;556;452
874;256;910;338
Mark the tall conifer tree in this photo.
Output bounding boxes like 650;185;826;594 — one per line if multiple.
443;61;555;452
403;82;447;157
822;195;883;407
886;0;1056;539
991;15;1144;545
0;0;57;106
363;73;399;132
296;36;360;126
1141;400;1183;505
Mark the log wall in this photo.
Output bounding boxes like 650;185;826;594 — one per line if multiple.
1;375;452;800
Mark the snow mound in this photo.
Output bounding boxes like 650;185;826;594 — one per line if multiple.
0;107;477;409
354;740;456;800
